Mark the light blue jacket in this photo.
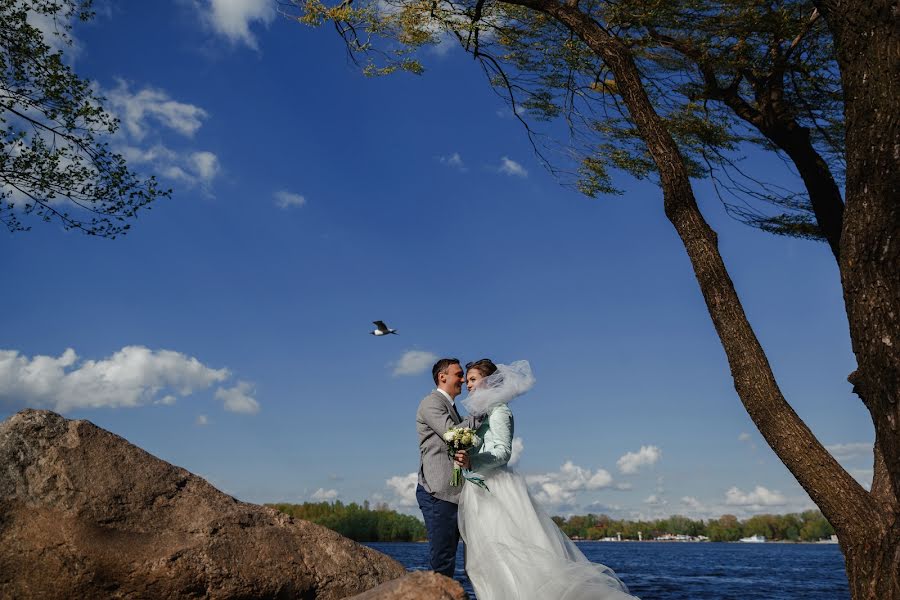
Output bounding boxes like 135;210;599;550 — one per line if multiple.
468;404;514;475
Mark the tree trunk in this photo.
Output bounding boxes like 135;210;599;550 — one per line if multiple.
842;524;900;599
813;2;900;592
813;0;900;503
505;0;895;597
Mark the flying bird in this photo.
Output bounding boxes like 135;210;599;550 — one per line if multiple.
371;320;398;336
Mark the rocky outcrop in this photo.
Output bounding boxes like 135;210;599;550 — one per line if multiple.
344;571;467;600
0;409;407;599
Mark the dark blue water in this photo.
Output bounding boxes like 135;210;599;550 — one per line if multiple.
364;542;850;599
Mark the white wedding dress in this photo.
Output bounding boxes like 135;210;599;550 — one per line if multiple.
458;362;638;600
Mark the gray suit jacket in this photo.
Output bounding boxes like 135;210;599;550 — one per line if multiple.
417;390;474;503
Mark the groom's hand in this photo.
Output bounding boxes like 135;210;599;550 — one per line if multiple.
454;450;471;469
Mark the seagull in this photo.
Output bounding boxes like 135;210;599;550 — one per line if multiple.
371;320;398;336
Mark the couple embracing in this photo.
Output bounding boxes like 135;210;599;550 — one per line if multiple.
416;358;639;600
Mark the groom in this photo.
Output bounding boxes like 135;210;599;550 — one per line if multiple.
416;357;474;581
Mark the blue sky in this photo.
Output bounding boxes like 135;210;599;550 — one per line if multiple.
0;0;873;520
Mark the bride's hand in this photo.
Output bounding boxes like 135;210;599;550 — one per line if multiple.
454;450;471;469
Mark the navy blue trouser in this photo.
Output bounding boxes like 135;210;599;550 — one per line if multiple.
416;484;460;578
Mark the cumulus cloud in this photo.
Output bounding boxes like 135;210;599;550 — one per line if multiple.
106;80;209;140
157;394;177;406
190;151;220;182
525;461;613;508
509;437;524;467
826;442;872;461
497;156;528;177
196;414;209;426
438;152;466;171
644;494;667;506
725;485;786;508
196;0;276;50
583;501;623;515
386;472;418;508
617;445;662;474
681;496;704;510
311;488;339;502
0;346;230;412
215;381;260;414
392;351;438;377
274;190;307;209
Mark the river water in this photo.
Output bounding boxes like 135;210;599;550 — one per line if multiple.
364;541;850;599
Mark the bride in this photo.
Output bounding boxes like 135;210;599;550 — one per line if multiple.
455;359;639;600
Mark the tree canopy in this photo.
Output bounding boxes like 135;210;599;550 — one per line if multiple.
293;0;844;252
1;0;168;238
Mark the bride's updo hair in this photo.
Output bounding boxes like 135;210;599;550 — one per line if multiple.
465;358;498;378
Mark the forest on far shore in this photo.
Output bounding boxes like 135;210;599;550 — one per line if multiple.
269;501;835;543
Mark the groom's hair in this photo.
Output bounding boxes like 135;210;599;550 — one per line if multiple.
432;358;460;385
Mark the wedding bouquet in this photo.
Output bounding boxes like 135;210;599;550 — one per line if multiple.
443;426;478;486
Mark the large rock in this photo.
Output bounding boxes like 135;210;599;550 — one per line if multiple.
0;409;407;599
344;571;467;600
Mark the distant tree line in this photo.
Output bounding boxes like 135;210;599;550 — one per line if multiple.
268;501;426;542
552;511;835;542
270;500;834;544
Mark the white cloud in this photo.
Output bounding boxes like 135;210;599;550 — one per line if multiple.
196;0;276;50
525;460;613;508
121;144;220;189
386;472;418;508
826;442;872;461
509;437;524;467
157;394;177;406
613;482;633;491
617;445;662;474
438;152;466;171
850;469;873;489
498;156;528;177
274;190;307;209
583;501;623;515
106;82;218;191
725;485;786;508
106;80;209;141
26;6;81;57
196;414;209;426
644;494;667;506
681;496;704;510
496;106;530;119
311;487;339;502
738;432;758;450
0;346;229;412
392;350;438;377
190;151;220;183
120;144;180;165
215;381;260;414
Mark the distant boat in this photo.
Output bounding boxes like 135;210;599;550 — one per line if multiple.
739;534;767;543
